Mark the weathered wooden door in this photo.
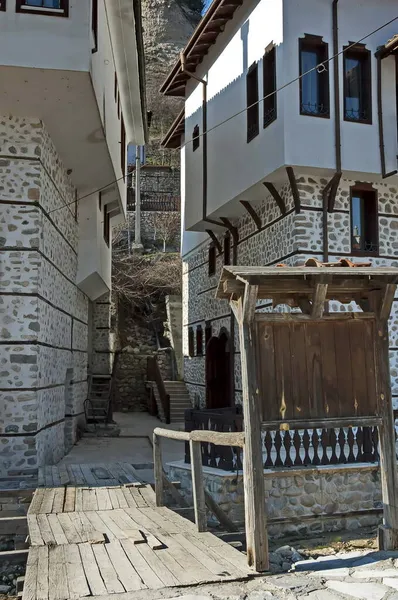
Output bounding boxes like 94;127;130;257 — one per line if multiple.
206;332;231;409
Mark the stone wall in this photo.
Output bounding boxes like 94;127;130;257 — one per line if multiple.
182;174;398;409
0;116;90;476
167;461;382;538
117;210;180;252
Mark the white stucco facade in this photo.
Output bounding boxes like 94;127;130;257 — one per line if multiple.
0;0;146;476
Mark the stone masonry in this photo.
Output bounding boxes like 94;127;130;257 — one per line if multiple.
0;116;90;477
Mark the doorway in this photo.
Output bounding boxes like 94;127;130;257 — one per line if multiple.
205;330;231;409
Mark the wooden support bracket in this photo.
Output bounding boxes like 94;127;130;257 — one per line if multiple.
220;217;239;244
286;167;300;214
262;182;286;215
311;284;328;318
240;200;262;230
205;229;222;253
379;284;397;322
328;172;342;213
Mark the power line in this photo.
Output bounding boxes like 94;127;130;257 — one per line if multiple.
48;14;398;216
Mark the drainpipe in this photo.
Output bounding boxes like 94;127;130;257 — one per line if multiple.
376;52;398;179
180;52;208;220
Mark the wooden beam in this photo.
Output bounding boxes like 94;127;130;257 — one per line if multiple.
255;312;375;322
204;491;239;533
240;200;262;230
311;284;328;318
262;182;286;215
162;474;190;507
379;284;396;322
261;416;383;430
375;319;398;549
236;286;269;571
0;516;28;536
190;440;207;532
153;433;164;507
190;430;245;446
220;217;239;244
327;172;342;213
286;167;300;213
205;229;222;253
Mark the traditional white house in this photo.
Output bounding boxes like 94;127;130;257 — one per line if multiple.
161;0;398;411
0;0;146;477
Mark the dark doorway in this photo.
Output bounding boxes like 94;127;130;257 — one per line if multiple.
206;330;231;409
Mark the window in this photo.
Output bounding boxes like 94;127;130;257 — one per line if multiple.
205;323;212;348
223;233;231;266
208;244;216;276
192;125;200;151
121;116;126;181
246;62;259;142
16;0;68;16
188;328;194;358
103;204;110;247
344;44;372;123
196;326;203;356
350;185;378;254
0;1;5;11
92;0;98;53
263;45;277;127
98;191;102;211
299;35;329;117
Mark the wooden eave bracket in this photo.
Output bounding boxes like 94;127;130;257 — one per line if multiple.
379;284;397;322
205;229;222;253
262;183;286;216
322;172;342;213
286;167;300;214
311;283;328;318
220;217;239;244
240;200;262;230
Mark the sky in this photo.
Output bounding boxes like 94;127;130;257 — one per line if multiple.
202;0;212;14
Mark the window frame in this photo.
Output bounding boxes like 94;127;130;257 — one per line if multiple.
103;203;110;247
350;183;378;256
192;125;200;151
299;34;330;119
263;44;277;128
188;327;195;358
92;0;98;53
246;62;259;142
16;0;69;17
208;243;216;276
196;326;203;356
343;43;372;125
223;232;231;266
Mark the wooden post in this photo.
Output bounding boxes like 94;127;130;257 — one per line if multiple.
232;284;269;572
153;433;164;507
376;318;398;549
189;440;207;532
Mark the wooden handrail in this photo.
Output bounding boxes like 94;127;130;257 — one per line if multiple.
154;427;245;447
147;357;170;424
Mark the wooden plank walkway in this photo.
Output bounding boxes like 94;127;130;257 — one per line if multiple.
25;484;252;599
37;463;140;488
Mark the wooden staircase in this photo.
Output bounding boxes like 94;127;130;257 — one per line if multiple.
87;375;112;423
164;381;191;423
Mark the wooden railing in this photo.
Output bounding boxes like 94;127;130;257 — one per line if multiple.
184;409;380;471
147;356;170;424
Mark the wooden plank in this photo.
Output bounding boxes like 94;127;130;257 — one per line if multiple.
80;464;97;486
138;508;181;534
363;319;377;416
305;322;323;419
70;465;86;486
124;507;169;534
108;487;121;509
28;488;45;515
75;488;83;512
185;532;249;575
27;515;44;546
38;467;45;488
333;321;353;418
129;486;148;508
96;488;112;511
289;322;308;420
121;487;138;509
36;546;49;600
107;509;145;544
153;428;190;441
137;485;156;507
236;286;269;572
120;539;164;589
37;515;56;546
175;532;240;577
83;511;116;542
114;488;129;509
153;433;163;507
92;544;125;594
117;463;139;483
22;546;39;600
205;491;238;532
379;283;397;322
64;544;90;599
95;510;127;539
105;541;145;591
319;322;339;418
311;283;328;318
257;322;276;422
143;531;164;550
47;514;68;545
113;463;130;485
52;489;65;514
57;513;83;544
160;533;217;583
189;440;206;533
63;488;76;513
44;466;54;488
273;323;293;420
349;321;368;416
51;467;61;488
48;545;68;600
79;543;108;596
82;488;98;512
40;490;55;515
58;464;69;486
135;542;180;587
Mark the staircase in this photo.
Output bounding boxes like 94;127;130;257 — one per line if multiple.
149;380;191;423
87;375;112;423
